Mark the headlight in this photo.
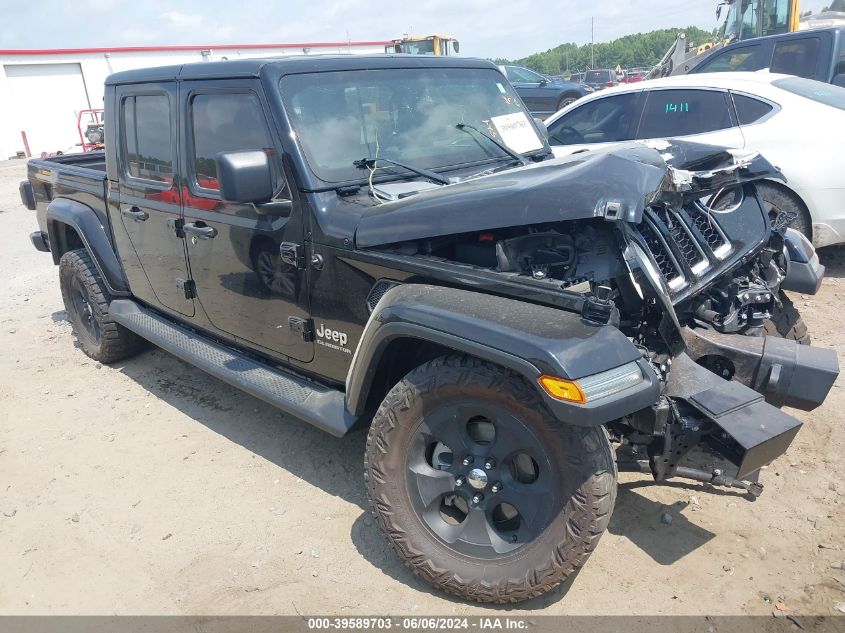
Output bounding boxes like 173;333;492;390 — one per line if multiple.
539;361;645;404
583;86;594;93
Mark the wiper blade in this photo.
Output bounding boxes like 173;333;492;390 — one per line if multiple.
455;123;529;166
353;156;449;185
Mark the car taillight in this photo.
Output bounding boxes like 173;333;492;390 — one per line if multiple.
606;81;614;87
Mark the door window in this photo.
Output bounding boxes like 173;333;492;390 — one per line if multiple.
638;89;734;138
697;45;768;72
732;93;775;124
121;94;173;183
546;93;641;145
771;38;821;78
189;92;279;194
507;66;543;83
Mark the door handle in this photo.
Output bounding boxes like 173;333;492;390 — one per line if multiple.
121;206;148;222
183;222;217;240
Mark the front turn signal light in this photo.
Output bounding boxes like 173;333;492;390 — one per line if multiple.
538;375;587;404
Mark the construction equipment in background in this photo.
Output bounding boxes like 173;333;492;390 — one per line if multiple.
386;34;459;56
78;109;104;152
650;0;845;78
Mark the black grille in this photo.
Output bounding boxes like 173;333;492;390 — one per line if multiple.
639;220;681;282
637;205;734;293
688;206;728;253
654;208;705;270
366;280;399;313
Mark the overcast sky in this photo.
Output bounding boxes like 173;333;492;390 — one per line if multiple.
0;0;836;59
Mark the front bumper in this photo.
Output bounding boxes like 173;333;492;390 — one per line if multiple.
675;328;839;478
783;228;824;294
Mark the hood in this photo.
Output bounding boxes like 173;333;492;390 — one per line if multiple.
354;140;781;248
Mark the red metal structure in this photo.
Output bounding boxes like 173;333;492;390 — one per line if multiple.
77;109;104;152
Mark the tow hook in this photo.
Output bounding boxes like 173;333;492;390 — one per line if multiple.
617;460;764;499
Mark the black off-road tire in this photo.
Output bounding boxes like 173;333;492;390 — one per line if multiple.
364;355;616;604
757;182;812;241
59;249;146;363
765;290;810;345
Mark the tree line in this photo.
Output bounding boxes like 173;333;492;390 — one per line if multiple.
494;26;715;76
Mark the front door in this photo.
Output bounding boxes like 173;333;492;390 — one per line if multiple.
115;84;194;316
178;81;313;362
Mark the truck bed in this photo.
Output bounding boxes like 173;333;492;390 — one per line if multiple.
26;151;111;244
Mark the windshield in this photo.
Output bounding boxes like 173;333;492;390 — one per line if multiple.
773;77;845;111
585;70;610;82
280;67;543;183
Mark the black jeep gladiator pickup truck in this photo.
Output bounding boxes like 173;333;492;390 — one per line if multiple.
21;55;839;603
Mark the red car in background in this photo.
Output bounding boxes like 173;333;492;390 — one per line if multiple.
621;70;647;83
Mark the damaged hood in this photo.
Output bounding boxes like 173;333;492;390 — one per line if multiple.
354;139;780;248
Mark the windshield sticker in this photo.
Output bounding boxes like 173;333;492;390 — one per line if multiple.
490;112;543;154
496;82;507;94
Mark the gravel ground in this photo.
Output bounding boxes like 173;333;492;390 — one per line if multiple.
0;158;844;616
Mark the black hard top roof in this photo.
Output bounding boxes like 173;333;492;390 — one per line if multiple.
105;54;497;85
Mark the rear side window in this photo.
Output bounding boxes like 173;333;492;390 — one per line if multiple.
697;45;768;72
190;92;277;193
121;95;173;183
637;89;734;138
732;93;775;124
771;38;820;78
773;76;845;111
546;93;641;145
585;70;611;82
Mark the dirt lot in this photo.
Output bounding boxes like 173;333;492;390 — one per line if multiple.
1;158;844;616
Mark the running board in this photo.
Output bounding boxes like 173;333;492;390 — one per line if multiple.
109;299;357;437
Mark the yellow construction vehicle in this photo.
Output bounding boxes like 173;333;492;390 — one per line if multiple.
717;0;799;43
651;0;845;77
385;34;460;56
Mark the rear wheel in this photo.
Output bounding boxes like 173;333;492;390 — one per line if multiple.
364;355;616;603
59;249;145;363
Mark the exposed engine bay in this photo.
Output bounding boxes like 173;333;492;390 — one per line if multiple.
361;140;838;496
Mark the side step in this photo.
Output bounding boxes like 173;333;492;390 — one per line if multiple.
109;299;357;437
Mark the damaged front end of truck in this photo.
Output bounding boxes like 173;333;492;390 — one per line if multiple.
356;139;839;497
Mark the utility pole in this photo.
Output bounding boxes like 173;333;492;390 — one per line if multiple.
591;17;595;69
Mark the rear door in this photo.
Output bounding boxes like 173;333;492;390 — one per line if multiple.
505;66;553;113
635;88;745;149
114;83;194;316
178;79;313;362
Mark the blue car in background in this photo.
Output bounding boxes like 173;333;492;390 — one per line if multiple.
498;64;593;117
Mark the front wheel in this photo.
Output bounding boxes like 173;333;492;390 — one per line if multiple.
364;355;616;603
765;290;811;345
556;95;578;111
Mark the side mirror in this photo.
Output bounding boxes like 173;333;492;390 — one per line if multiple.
216;150;274;204
833;74;845;88
452;41;460;54
533;117;549;140
539;78;549;86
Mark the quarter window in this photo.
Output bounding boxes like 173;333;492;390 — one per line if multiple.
190;92;276;193
121;94;173;183
638;89;734;138
732;93;775;124
771;38;821;78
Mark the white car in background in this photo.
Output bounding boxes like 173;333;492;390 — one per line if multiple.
544;72;845;248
